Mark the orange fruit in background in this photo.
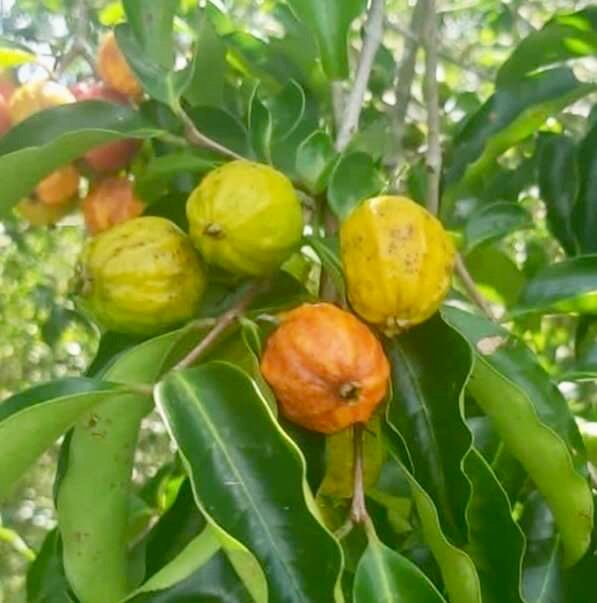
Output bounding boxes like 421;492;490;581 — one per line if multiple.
0;70;16;101
260;303;390;434
82;176;145;234
35;165;80;205
97;32;142;100
72;81;140;173
0;96;11;136
8;79;75;124
17;197;76;227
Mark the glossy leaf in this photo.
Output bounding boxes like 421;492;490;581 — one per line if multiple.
520;492;563;603
0;101;158;215
565;317;597;380
573;121;597;254
443;67;596;218
123;0;177;69
188;106;249;157
155;363;344;603
443;306;593;566
303;235;346;304
497;8;597;86
285;0;366;79
515;255;597;315
353;528;446;603
327;152;385;220
537;133;579;255
182;11;226;107
0;377;122;501
464;202;531;253
248;87;273;163
296;130;337;194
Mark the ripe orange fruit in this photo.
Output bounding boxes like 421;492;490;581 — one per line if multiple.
0;96;10;137
9;79;75;124
261;303;390;433
82;177;145;234
35;165;80;205
97;32;142;100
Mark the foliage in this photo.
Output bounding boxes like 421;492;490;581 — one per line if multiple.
1;0;597;603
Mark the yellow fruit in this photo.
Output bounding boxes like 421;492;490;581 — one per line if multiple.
79;217;206;335
340;196;455;334
186;160;303;276
9;80;75;124
97;32;142;100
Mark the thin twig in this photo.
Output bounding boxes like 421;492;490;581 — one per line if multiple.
174;283;263;371
423;0;441;216
455;254;496;321
390;0;426;165
55;0;98;77
175;104;244;161
350;424;368;524
0;527;36;561
335;0;385;153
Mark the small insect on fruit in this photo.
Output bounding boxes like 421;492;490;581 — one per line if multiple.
261;303;390;433
340;195;455;334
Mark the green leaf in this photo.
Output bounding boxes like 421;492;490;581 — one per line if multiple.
353;529;446;602
520;492;563;603
248;87;273;163
497;8;597;86
515;255;597;316
188;106;249;157
296;130;338;194
0;378;122;501
464;202;532;253
26;530;73;603
443;67;596;219
303;235;346;304
123;0;177;69
573;121;597;254
443;306;593;567
565;318;597;380
328;152;385;220
537;133;579;256
286;0;366;79
115;23;180;104
155;363;344;603
181;11;226;107
0;101;159;216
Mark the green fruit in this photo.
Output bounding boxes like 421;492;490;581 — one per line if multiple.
79;216;206;335
186;160;303;276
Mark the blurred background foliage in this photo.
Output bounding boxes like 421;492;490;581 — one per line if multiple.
1;0;596;600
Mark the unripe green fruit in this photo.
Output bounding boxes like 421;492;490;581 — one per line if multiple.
186;160;303;276
79;216;206;335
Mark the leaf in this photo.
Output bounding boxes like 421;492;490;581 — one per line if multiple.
296;130;338;194
114;23;180;105
328;152;385;220
0;45;37;67
0;101;159;216
285;0;366;79
497;8;597;86
443;67;596;218
353;529;447;603
123;0;177;69
26;530;74;603
464;202;532;253
443;306;593;566
573;121;597;254
303;235;346;304
187;106;249;157
248;87;273;163
155;363;344;603
537;133;579;255
0;378;122;501
520;492;564;603
181;11;226;107
515;255;597;316
564;317;597;380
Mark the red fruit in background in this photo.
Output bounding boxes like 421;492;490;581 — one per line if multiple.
0;71;16;101
0;96;11;137
73;81;140;173
82;176;145;234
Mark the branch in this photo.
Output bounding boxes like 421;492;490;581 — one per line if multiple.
423;0;441;216
390;0;426;163
55;0;98;77
335;0;385;153
455;254;496;321
174;283;263;371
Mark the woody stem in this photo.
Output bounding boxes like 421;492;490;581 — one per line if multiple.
350;424;369;524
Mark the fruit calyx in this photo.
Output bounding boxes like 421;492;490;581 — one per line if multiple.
203;223;225;239
338;381;361;403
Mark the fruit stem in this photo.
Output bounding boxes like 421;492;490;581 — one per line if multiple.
350;424;369;524
174;282;264;371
